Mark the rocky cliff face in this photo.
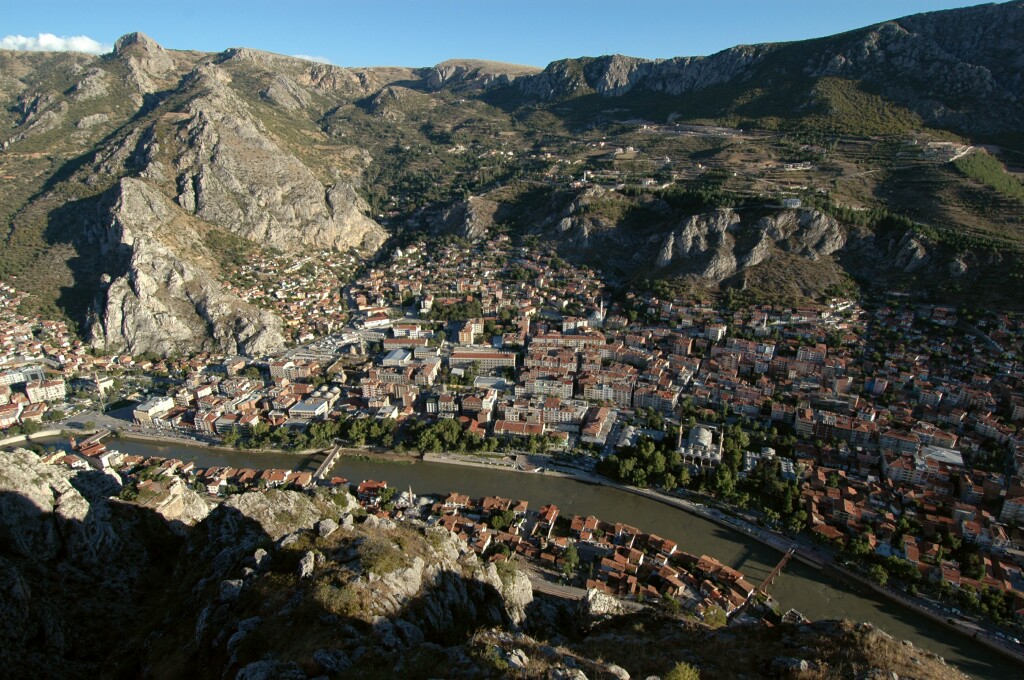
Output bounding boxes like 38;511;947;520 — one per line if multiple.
1;33;389;356
540;185;972;299
799;3;1024;132
113;31;181;102
170;64;386;253
87;178;288;356
424;59;540;91
0;449;190;679
517;48;771;101
652;208;850;281
433;195;501;241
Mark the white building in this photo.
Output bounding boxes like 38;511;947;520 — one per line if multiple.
25;379;66;404
133;396;175;426
679;425;722;469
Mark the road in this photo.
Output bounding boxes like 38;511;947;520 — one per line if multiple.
832;562;1024;665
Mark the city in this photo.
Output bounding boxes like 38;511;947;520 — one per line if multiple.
4;232;1024;662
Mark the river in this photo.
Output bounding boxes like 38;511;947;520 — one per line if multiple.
28;436;1021;679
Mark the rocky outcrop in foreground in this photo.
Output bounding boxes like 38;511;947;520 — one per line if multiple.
0;448;970;679
0;449;191;678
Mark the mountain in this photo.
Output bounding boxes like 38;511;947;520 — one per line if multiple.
510;2;1024;137
1;4;1023;355
0;447;969;679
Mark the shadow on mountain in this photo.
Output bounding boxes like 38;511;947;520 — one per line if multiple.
121;503;517;680
1;478;522;679
42;189;131;329
0;486;185;680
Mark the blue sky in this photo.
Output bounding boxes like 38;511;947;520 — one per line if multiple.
0;0;996;67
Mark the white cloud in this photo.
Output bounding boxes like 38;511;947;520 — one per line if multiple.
292;54;332;64
0;33;111;55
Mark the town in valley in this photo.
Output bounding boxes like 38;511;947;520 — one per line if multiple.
4;230;1024;650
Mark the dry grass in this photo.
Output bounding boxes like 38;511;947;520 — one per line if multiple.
564;616;968;680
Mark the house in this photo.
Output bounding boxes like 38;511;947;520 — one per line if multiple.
357;479;388;505
536;504;559;538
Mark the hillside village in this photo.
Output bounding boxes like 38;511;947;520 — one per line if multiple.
3;234;1024;633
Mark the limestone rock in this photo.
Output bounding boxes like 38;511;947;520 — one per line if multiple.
141;477;212;532
76;113;110;129
605;663;631;680
258;75;312;110
579;588;628;626
219;579;244;602
549;669;589;680
424;59;540;91
313;649;352;673
253;548;271;569
434;196;500;241
68;68;109;101
235;660;306;680
172;72;386;254
88;178;287;357
298;551;316;580
363;514;395;531
113;32;177;99
219;489;330;541
316;518;339;539
505;647;530;670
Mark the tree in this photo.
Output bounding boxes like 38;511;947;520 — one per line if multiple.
490;509;516;531
703;605;727;629
845;536;872;559
43;409;65;423
562;543;580;578
222;426;241;447
867;564;888;586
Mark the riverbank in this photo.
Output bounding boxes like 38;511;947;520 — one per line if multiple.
422;451;822;565
116;431;321;459
0;429;64;447
336;447;418;464
829;563;1024;667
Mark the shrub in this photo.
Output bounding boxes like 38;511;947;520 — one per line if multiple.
665;662;701;680
310;581;363;617
358;534;408;576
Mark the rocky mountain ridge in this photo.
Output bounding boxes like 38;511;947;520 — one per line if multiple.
2;32;392;356
2;2;1023;355
512;2;1024;135
494;182;985;301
